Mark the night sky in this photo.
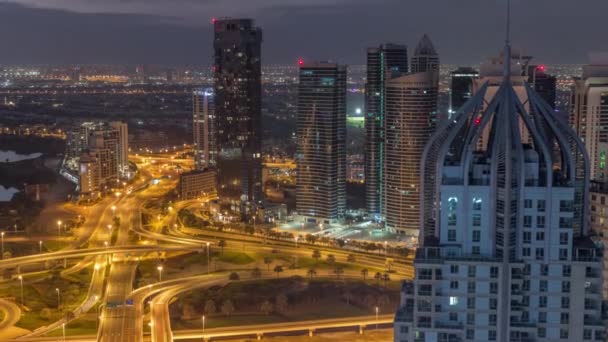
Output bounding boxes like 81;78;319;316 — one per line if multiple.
0;0;606;65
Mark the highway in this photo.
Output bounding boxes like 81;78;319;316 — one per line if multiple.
0;245;201;270
173;314;394;340
2;153;408;342
0;298;21;332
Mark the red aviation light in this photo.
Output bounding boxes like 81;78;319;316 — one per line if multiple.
474;117;481;125
537;64;546;72
211;17;217;24
298;59;304;66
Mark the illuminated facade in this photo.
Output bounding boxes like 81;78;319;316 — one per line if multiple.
193;88;215;170
395;39;602;341
365;44;408;218
570;56;608;182
109;121;129;178
384;59;439;235
296;62;347;224
213;18;263;206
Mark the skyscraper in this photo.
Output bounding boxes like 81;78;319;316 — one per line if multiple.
193;88;215;170
296;62;347;225
213;18;263;208
384;71;438;235
410;34;439;74
450;67;479;115
396;41;601;342
527;64;557;109
365;44;408;218
570;54;608;182
109;121;129;179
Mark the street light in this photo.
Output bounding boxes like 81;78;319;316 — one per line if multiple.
94;295;100;329
206;242;210;274
39;240;43;253
294;236;299;248
157;265;163;281
202;315;205;335
57;220;62;237
375;306;379;329
1;231;4;259
62;322;66;341
18;275;24;306
55;288;61;309
111;206;116;217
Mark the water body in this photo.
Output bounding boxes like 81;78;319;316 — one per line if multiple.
0;150;42;163
0;186;18;202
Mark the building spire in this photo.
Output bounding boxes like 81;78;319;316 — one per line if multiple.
503;0;512;80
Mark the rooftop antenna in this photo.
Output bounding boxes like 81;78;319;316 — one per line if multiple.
503;0;512;80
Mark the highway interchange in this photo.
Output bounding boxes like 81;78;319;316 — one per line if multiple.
0;153;413;342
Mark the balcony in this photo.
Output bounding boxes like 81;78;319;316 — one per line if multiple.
584;317;604;327
434;321;464;330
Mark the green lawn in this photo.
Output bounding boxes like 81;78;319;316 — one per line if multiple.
217;251;254;265
44;315;98;337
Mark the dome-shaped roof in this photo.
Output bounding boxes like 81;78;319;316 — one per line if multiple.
413;34;438;56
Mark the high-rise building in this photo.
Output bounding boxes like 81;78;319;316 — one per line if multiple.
570;54;608;182
193;88;215;170
410;34;439;74
78;151;100;195
365;44;408;218
527;65;557;109
213;18;263;208
589;181;608;297
296;62;347;224
450;67;479;115
384;71;438;235
396;41;601;342
88;129;119;186
109;121;129;179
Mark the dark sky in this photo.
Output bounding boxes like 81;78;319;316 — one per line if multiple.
0;0;606;65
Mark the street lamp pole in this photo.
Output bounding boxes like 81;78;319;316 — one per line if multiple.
56;288;61;310
202;315;205;335
375;306;379;329
57;220;62;237
39;240;43;253
18;275;24;306
157;265;163;282
62;322;66;341
1;231;4;259
206;242;210;275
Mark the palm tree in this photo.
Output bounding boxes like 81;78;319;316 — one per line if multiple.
307;268;317;280
273;265;284;278
251;267;262;279
361;268;369;280
333;266;344;279
347;254;356;263
220;299;234;316
312;249;321;263
263;256;272;271
218;240;226;255
374;272;382;285
260;300;273;315
382;273;390;287
326;254;336;265
343;289;353;305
